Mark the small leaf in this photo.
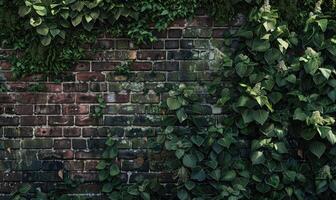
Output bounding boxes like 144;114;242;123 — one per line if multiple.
96;161;107;170
36;25;49;36
251;151;265;165
41;36;51;46
182;154;197;168
18;6;31;17
253;109;269;125
266;175;280;188
109;164;120;176
317;19;328;32
176;108;187;123
223;170;236;181
309;141;326;158
167;97;181;110
177;189;188;200
319;68;331;79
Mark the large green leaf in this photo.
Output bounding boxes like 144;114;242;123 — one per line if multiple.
167;97;181;110
182;154;197;168
309;141;326;158
253;109;269;125
109;164;120;176
251;151;265;165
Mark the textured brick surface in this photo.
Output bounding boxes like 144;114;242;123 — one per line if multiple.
0;14;228;196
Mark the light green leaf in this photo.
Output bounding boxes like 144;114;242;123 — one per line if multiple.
252;39;270;52
109;164;120;176
253;109;269;125
33;5;47;16
41;36;51;46
36;25;49;36
309;141;326;158
223;170;236;181
293;108;307;121
251;151;265;165
177;189;188;200
183;154;197;168
18;6;31;17
317;19;328;32
176;108;187;123
71;14;83;26
319;68;331;79
30;17;42;27
167;97;181;110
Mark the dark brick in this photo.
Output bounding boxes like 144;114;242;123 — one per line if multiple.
104;116;133;126
64;128;81;137
54;139;71;149
72;139;87;149
165;40;179;49
48;93;75;104
76;93;97;103
0;94;15;103
35;128;62;137
168;29;182;38
92;62;119;71
63;105;89;115
15;105;33;115
153;62;179;71
4;127;33;138
180;40;194;49
137;51;166;60
22;139;53;149
48;116;74;126
76;72;105;81
35;105;60;115
63;83;88;92
16;93;47;104
41;161;64;171
167;50;197;60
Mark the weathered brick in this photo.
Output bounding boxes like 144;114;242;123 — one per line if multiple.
15;105;33;115
63;105;89;115
4;127;33;138
22;139;53;149
76;72;105;81
165;40;179;49
48;116;74;126
21;116;46;126
104;116;133;126
153;62;179;71
76;93;97;103
35;128;62;137
131;92;160;103
137;51;166;60
54;139;71;149
0;94;15;103
63;83;88;92
75;115;101;126
35;105;61;115
16;93;47;104
168;29;182;38
63;128;81;137
48;93;75;104
131;62;152;71
167;50;198;60
72;139;87;149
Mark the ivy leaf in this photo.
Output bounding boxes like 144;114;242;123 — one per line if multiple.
293;108;307;121
177;189;188;200
18;6;31;17
209;169;221;181
264;48;282;65
33;5;47;16
30;16;42;27
266;175;280;188
184;181;195;190
71;14;83;26
319;68;331;79
167;97;181;110
300;129;316;140
176;108;187;123
41;36;51;46
109;164;120;176
242;109;254;124
36;25;49;36
274;142;288;154
102;183;113;193
96;161;107;170
18;183;32;194
252;39;270;52
253;109;269;125
251;151;265;165
191;167;206;181
191;135;204;147
317;126;336;145
218;136;235;148
317;19;328;32
182;154;197;168
309;141;326;158
222;170;236;181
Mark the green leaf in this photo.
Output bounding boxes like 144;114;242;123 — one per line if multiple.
309;141;326;158
218;136;235;148
96;161;107;170
18;6;31;17
36;25;49;36
185;181;195;190
177;189;188;200
33;5;47;16
266;175;280;188
109;164;120;176
223;170;236;181
253;109;269;125
293;108;307;121
30;17;42;27
264;48;282;65
71;14;83;26
301;129;316;140
317;126;336;145
167;97;181;110
18;183;31;194
317;19;328;32
251;151;265;165
41;36;51;46
191;135;204;147
176;108;187;123
102;183;113;193
242;109;254;124
319;68;331;79
274;142;288;154
191;167;206;181
252;39;270;52
182;154;197;168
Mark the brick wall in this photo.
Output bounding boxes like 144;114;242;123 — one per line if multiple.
0;13;238;198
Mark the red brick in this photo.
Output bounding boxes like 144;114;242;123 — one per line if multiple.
63;83;88;92
54;139;71;149
0;60;11;70
137;51;166;60
73;62;90;71
91;62;120;71
63;128;81;137
104;93;130;103
187;16;213;27
75;115;100;126
48;93;75;104
62;105;89;115
21;116;46;126
64;161;84;171
15;105;33;115
35;105;61;115
75;151;101;159
16;93;47;104
84;160;99;171
169;19;187;27
8;83;27;92
48;116;74;126
0;94;15;103
45;83;62;92
76;93;97;103
35;128;62;137
76;72;105;81
131;62;152;71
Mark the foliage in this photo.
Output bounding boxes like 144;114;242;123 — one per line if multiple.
0;0;196;77
27;82;47;92
90;94;106;120
115;61;132;76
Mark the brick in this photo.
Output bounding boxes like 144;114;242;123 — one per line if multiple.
35;105;61;115
75;151;102;159
76;93;97;103
131;62;152;71
91;62;120;71
63;83;88;92
167;50;197;60
88;139;105;149
73;61;90;71
104;116;133;126
64;161;84;171
90;82;107;92
0;94;15;103
64;128;81;137
168;29;182;38
92;39;114;49
187;16;212;27
104;93;130;103
137;51;166;60
84;160;99;171
212;28;228;38
54;139;71;149
0;113;11;122
48;116;74;126
41;161;64;171
116;40;130;49
16;93;47;104
15;105;33;115
22;139;53;149
76;72;105;81
48;93;75;104
21;116;46;126
4;127;33;138
165;40;179;49
152;40;164;49
72;139;87;149
180;40;194;49
63;105;89;115
45;83;62;92
131;92;160;103
0;139;20;149
75;115;100;126
35;128;62;137
153;62;179;71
